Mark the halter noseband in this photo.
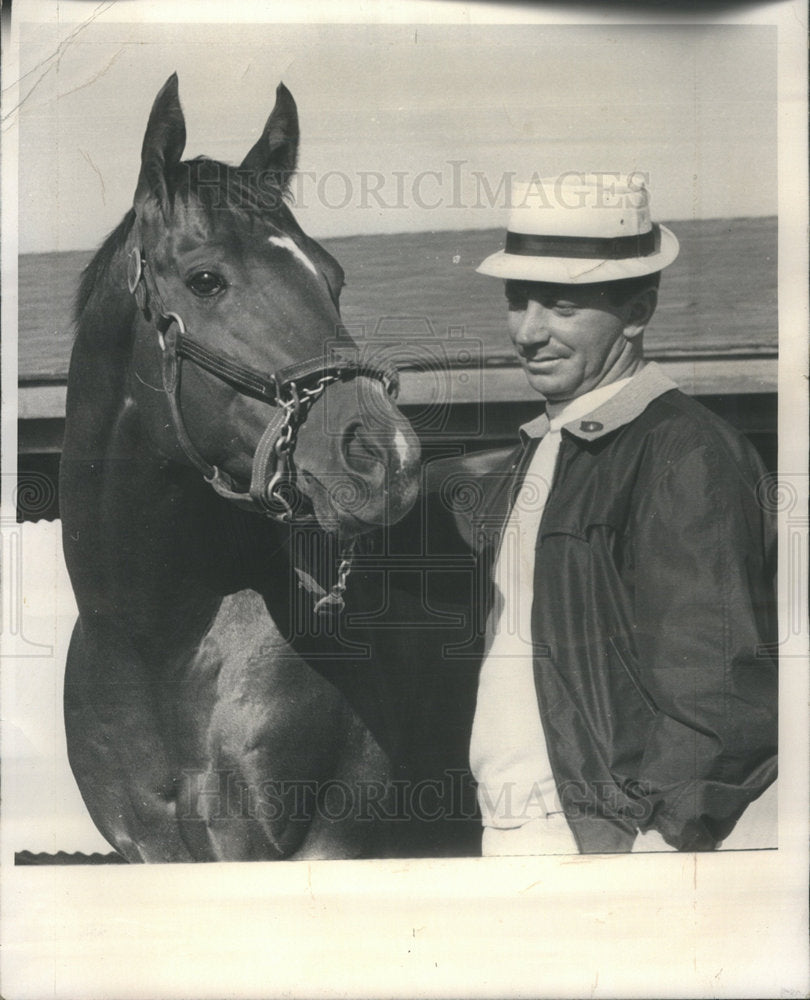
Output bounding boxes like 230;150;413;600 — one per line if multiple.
126;241;399;525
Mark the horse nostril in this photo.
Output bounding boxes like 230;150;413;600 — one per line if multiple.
342;424;385;474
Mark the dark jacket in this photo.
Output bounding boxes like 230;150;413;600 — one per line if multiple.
412;363;778;853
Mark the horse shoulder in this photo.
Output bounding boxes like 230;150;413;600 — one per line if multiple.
174;589;390;860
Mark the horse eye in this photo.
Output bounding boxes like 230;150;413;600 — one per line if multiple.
187;271;226;297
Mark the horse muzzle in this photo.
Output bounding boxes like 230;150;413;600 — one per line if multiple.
292;384;421;536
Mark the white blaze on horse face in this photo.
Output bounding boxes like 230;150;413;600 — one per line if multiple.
393;428;411;469
268;235;318;276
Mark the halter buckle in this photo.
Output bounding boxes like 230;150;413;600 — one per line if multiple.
157;311;186;352
126;248;143;294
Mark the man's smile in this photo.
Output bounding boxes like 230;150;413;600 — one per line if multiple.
522;354;566;369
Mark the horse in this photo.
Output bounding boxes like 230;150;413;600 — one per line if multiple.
59;74;432;862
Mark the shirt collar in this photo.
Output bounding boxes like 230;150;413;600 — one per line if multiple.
519;362;679;443
545;376;632;432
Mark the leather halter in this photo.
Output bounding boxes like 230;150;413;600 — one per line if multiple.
126;238;399;524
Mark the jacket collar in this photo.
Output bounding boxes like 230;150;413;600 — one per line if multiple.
519;362;679;443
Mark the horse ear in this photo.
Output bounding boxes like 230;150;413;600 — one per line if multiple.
239;83;299;192
134;73;187;220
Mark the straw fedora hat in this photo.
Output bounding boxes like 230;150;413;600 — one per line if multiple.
477;172;679;284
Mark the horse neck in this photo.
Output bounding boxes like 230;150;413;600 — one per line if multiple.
62;423;291;655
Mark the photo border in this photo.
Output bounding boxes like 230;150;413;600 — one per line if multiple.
2;2;807;997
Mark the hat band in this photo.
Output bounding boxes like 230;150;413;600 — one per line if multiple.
504;224;660;260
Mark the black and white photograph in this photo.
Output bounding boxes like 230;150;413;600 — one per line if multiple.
1;0;807;997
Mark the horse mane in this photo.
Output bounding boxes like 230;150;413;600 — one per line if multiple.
74;209;137;326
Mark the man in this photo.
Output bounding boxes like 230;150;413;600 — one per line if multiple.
457;173;778;855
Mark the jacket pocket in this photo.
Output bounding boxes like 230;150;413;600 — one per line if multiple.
608;636;658;717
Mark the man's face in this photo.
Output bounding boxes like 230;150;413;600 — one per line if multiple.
505;280;637;403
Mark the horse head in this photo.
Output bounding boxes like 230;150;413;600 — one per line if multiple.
125;73;420;537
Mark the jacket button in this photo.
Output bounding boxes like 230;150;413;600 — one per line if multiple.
580;420;603;432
